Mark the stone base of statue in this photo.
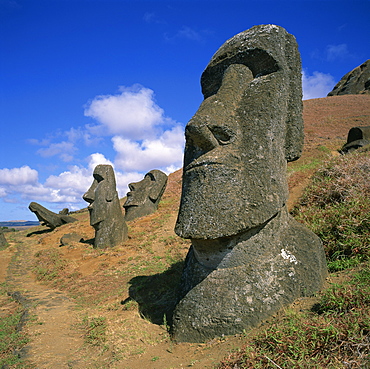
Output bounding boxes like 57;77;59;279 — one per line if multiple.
172;207;327;343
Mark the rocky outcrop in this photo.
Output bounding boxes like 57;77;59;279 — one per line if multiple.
328;59;370;96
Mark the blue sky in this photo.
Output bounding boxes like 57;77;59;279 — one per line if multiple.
0;0;369;221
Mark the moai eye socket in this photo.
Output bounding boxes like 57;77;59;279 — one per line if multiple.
209;125;234;145
93;173;104;183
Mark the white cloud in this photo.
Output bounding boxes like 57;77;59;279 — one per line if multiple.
112;125;184;173
84;85;165;139
1;84;185;220
302;70;336;100
326;44;349;61
87;153;114;171
165;26;209;43
0;166;38;186
37;141;76;162
0;187;8;198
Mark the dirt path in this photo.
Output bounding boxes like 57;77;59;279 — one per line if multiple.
5;235;90;369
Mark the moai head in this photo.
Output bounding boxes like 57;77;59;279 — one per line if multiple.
83;165;118;227
123;169;168;221
83;164;127;248
175;25;303;239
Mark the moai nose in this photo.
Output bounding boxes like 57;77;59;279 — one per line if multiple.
185;121;219;152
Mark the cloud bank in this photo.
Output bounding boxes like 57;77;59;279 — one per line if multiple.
0;85;185;217
1;75;337;219
302;70;336;100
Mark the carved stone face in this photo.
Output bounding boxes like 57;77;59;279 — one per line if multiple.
175;25;303;240
123;169;167;221
83;165;117;228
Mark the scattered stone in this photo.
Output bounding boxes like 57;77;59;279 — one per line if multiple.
83;164;128;248
340;126;370;154
328;59;370;96
173;24;327;343
28;202;77;230
60;232;84;246
123;170;168;221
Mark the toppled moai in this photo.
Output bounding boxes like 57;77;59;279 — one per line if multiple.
173;24;328;343
28;202;77;229
340;126;370;154
123;170;168;221
83;164;127;248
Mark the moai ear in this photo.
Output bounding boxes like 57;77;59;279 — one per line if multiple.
104;168;117;202
284;32;304;162
148;170;168;202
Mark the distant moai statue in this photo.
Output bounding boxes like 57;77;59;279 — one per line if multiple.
340;126;370;154
123;170;168;221
173;25;328;342
83;164;127;248
28;202;77;229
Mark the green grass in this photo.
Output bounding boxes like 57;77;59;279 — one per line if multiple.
0;283;30;368
82;315;108;347
292;151;370;271
33;248;67;281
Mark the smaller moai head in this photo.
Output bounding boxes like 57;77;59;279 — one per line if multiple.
83;164;127;248
83;165;118;228
123;170;168;221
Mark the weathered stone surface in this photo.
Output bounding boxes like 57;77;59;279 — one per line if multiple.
172;25;327;343
328;59;370;96
175;24;303;240
340;126;370;153
123;170;168;221
28;202;77;229
59;208;70;215
0;230;7;247
60;232;84;246
173;208;327;342
83;164;127;248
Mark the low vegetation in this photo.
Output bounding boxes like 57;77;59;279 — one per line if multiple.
292;150;370;271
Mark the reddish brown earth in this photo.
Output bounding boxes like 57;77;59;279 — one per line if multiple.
1;95;369;368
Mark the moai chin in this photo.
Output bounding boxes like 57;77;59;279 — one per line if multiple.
173;25;327;343
123;169;168;221
83;164;127;248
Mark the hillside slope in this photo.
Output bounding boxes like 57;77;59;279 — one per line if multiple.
1;94;369;369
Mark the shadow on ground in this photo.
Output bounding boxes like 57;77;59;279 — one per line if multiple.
124;261;184;326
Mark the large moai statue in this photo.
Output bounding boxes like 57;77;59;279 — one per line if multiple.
28;202;77;229
123;170;168;221
83;164;128;248
173;25;328;343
